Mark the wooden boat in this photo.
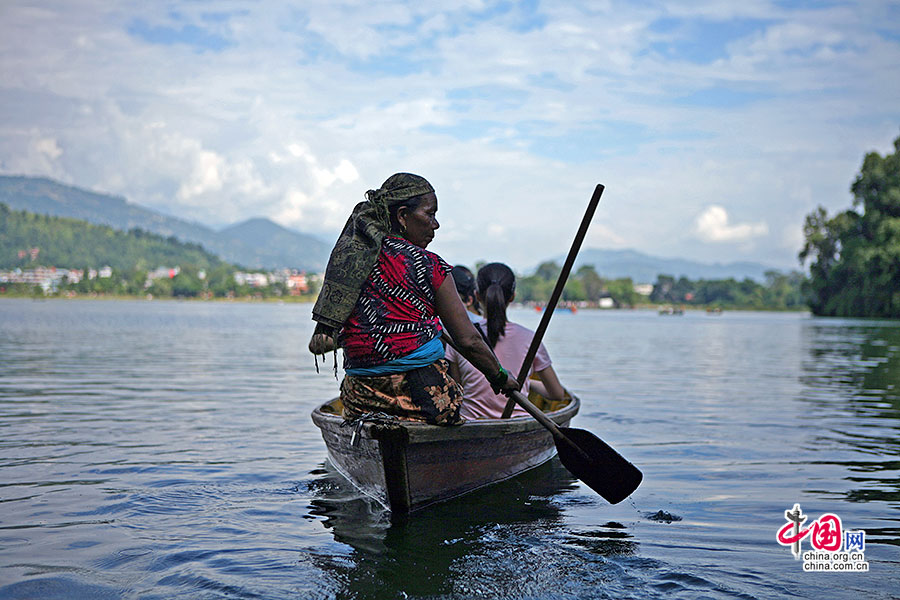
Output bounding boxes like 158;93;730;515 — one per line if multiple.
311;392;579;515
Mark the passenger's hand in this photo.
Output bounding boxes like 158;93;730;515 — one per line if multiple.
308;333;336;355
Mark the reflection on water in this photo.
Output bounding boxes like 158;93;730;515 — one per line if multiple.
308;459;643;599
800;320;900;541
1;301;899;599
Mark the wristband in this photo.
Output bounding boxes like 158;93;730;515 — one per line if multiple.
488;365;508;392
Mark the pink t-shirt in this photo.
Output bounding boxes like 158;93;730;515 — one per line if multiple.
445;320;552;419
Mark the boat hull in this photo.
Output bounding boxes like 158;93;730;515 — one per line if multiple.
311;394;579;514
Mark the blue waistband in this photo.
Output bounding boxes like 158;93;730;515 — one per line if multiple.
344;335;445;376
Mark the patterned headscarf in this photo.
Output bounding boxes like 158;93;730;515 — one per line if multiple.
312;173;435;330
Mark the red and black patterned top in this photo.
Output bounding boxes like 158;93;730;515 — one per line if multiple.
339;236;451;369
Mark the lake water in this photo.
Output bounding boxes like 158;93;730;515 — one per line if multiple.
0;299;898;599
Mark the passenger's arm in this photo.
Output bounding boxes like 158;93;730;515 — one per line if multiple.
435;277;519;393
529;379;549;398
535;365;566;401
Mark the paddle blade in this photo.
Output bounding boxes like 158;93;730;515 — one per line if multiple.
555;427;642;504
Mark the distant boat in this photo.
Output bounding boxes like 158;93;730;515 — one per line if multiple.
658;305;684;316
534;303;577;314
706;307;723;315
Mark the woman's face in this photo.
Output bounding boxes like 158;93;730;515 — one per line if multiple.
399;193;439;248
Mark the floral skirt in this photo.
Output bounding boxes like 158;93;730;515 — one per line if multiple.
340;359;464;425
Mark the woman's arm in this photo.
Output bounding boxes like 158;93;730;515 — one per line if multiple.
435;277;519;392
535;365;566;401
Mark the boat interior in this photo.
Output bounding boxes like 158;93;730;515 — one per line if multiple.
318;386;571;417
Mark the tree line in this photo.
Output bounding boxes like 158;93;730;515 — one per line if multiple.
513;261;806;310
1;203;223;271
516;130;900;316
645;271;805;309
800;133;900;318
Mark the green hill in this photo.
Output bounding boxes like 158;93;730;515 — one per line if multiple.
0;175;330;270
0;203;226;271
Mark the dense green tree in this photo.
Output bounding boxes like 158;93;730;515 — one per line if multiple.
171;266;203;297
516;274;554;302
207;265;237;298
606;278;640;307
0;204;224;272
562;278;585;301
147;277;174;297
535;261;562;281
651;275;692;303
576;265;604;300
648;272;804;310
800;134;900;317
764;270;806;309
650;274;675;303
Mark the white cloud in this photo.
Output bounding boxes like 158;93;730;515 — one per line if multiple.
0;0;897;271
694;205;769;243
277;188;312;224
177;149;225;202
316;158;359;188
34;137;63;159
781;224;806;257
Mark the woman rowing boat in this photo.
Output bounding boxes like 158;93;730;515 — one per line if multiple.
308;173;520;425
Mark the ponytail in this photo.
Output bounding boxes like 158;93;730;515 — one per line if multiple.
476;263;516;348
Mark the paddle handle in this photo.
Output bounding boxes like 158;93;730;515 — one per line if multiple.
502;184;604;418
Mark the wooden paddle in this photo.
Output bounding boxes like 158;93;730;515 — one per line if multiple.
501;183;605;418
442;332;642;504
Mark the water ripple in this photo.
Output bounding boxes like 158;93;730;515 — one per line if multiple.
1;301;898;599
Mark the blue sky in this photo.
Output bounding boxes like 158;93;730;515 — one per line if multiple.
1;0;898;273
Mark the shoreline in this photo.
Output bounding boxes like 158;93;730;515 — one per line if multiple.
0;293;318;304
0;293;809;312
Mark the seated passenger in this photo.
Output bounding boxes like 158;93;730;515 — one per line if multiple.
451;265;481;323
445;262;565;419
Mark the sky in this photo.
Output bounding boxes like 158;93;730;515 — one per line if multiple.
1;1;899;273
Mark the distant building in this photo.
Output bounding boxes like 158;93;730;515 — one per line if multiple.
0;266;67;293
598;296;615;309
287;271;309;295
234;272;269;287
634;283;653;296
145;266;180;288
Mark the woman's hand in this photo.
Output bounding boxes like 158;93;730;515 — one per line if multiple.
308;332;336;355
486;366;521;395
500;374;520;394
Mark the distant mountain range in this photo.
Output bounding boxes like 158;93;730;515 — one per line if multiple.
0;175;330;271
570;248;782;283
1;175;784;281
